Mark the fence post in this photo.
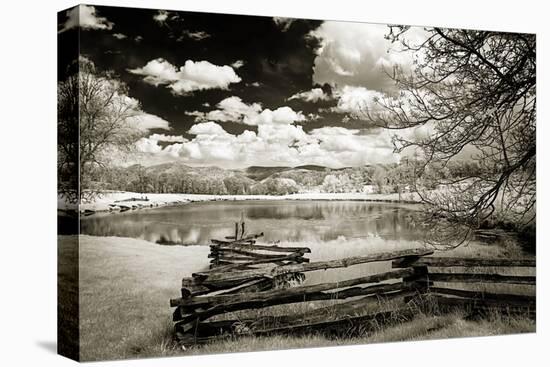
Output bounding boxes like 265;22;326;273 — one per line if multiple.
395;255;430;303
404;265;430;293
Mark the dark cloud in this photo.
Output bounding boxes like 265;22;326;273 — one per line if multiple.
58;5;418;168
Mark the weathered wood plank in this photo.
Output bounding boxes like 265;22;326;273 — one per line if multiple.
176;289;416;339
393;257;536;268
173;268;414;309
223;232;264;241
428;287;536;305
176;307;414;344
210;255;308;273
211;239;256;246
175;278;273;304
194;248;434;285
211;243;311;254
181;277;203;287
434;295;537;316
173;281;414;326
180;284;211;299
213;255;308;264
428;272;536;285
212;248;306;260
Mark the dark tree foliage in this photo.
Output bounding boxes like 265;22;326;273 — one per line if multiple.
364;27;536;248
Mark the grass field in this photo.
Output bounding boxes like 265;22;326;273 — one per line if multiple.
58;235;535;362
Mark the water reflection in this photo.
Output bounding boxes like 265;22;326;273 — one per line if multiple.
79;200;423;245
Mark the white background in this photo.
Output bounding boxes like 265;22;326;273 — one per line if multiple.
0;0;548;365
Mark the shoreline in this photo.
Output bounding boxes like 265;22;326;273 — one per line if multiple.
58;191;422;216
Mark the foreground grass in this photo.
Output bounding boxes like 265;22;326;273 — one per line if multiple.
187;311;534;356
60;235;209;361
59;235;535;361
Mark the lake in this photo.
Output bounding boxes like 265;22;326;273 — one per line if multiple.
80;200;423;246
78;200;530;285
79;200;427;283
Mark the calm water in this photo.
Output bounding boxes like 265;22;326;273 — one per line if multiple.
80;200;423;246
78;200;531;284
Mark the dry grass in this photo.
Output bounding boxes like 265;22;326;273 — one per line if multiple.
57;235;80;360
188;308;534;356
58;235;535;361
59;235;209;361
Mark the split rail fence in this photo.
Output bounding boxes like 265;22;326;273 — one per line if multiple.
170;223;535;345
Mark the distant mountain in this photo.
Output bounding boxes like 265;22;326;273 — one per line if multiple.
294;165;329;171
143;161;192;175
244;166;293;181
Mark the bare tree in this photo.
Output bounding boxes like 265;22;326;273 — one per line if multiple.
58;57;144;203
363;27;536;248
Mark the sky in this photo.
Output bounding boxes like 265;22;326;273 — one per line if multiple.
58;5;429;169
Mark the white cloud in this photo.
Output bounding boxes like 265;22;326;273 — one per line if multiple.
309;22;425;92
128;58;241;94
307;113;322;120
178;30;211;41
231;60;245;69
77;58;173;135
258;124;313;145
247;106;306;126
153;10;169;25
112;33;127;40
148;120;400;169
187;97;305;126
188;96;262;123
148;134;186;143
128;113;171;131
59;5;114;33
188;121;231;137
135;137;186;158
135;137;163;154
288;88;331;102
273;17;295;32
332;86;386;118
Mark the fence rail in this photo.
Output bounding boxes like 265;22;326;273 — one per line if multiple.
170;222;536;345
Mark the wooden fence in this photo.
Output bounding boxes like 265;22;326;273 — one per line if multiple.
208;231;310;270
170;226;535;345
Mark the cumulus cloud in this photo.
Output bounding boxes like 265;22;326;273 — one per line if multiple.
273;17;295;32
148;119;400;169
148;134;187;143
231;60;245;69
307;113;322;120
331;86;386;118
153;10;170;25
248;107;306;126
59;5;114;33
135;137;186;158
288;88;331;102
77;57;173;134
135;137;163;154
309;22;425;92
186;97;262;123
112;33;127;40
178;30;211;41
128;113;172;131
187;97;306;126
188;121;231;137
128;58;242;94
